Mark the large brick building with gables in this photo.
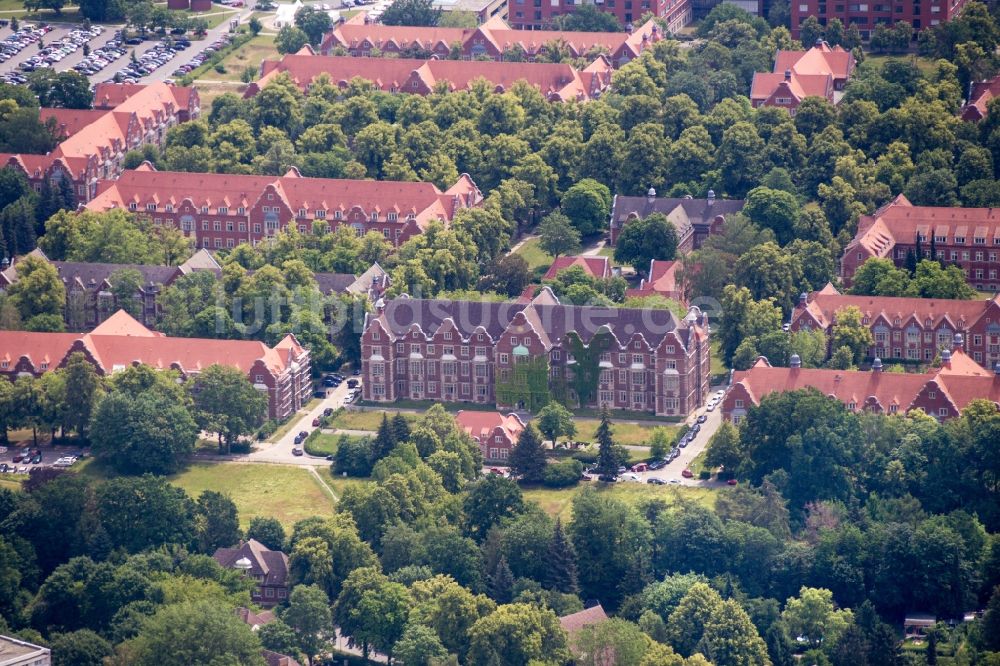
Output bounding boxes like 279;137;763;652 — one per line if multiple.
360;288;711;418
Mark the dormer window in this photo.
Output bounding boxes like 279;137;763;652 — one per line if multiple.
334;211;342;220
371;212;379;221
238;207;246;215
267;194;273;200
316;210;326;218
129;202;137;210
218;207;228;214
165;204;173;212
201;206;209;214
298;208;307;217
955;236;965;244
388;212;398;221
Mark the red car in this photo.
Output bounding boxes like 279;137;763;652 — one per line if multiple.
312;418;321;427
681;468;694;479
727;478;738;486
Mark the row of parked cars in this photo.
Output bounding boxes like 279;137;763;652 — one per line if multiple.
109;37;191;83
72;32;130;76
21;25;105;72
0;23;51;71
170;34;233;78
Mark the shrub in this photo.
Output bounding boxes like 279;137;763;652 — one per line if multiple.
543;459;584;488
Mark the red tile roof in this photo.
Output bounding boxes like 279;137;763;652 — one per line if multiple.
845;195;1000;260
751;41;852;106
543;255;610;281
247;53;613;102
773;42;854;82
86;167;479;229
962;74;1000;121
454;410;525;443
625;259;683;300
794;283;1000;330
559;604;609;636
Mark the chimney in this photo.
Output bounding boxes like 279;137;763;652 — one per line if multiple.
790;353;801;368
941;348;952;366
872;357;883;373
798;292;808;307
707;189;715;206
647;187;656;204
784;68;792;81
953;332;963;350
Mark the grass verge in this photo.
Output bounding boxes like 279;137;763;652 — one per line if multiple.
170;463;335;529
198;33;275;81
524;483;719;522
574;419;674;447
325;409;419;432
514;238;554;274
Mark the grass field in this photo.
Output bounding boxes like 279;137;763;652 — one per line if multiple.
326;409;419;432
199;33;275;82
0;477;23;491
192;80;241;108
514;238;554;277
170;463;335;528
322;468;370;497
865;53;937;75
574;419;671;447
523;483;719;521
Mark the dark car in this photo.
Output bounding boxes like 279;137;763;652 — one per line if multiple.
323;407;333;416
312;418;321;427
649;459;667;470
30;453;41;464
696;415;707;424
727;478;738;486
647;477;665;485
298;431;308;440
346;378;359;389
12;454;24;463
322;377;335;387
681;468;694;478
0;464;8;473
292;447;303;456
314;390;327;398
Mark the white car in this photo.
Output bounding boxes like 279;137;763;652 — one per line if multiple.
706;402;715;412
619;472;641;482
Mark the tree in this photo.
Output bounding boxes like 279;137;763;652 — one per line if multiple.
594;407;618;481
246;516;286;552
508;424;547;483
574;618;650;666
380;0;442;25
463;474;524;541
467;603;570;666
666;583;725;656
536;400;576;445
27;70;92;109
489;555;514;604
544;519;578;594
7;255;65;330
700;599;771;666
195;491;240;554
478;253;532;297
648;426;673;461
334;567;412;661
60;352;102;438
108;268;143;320
126;599;264;666
96;475;196;553
294;5;332;46
554;3;620;30
275;26;308;54
283;584;332;665
394;623;449;666
190;365;267;454
830;306;874;366
561;179;612;237
614;212;679;270
538;209;581;258
704;421;743;476
781;587;853;649
90;390;198;475
744;186;799;245
50;629;114;666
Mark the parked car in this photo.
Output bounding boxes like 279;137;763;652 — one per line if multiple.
346;378;359;389
647;477;665;485
0;464;8;473
292;447;303;456
630;463;648;472
323;407;333;416
649;459;667;470
314;390;327;398
696;414;707;424
681;468;694;478
30;453;41;464
322;377;336;387
706;402;716;412
727;478;738;486
619;472;641;482
12;453;24;463
312;418;321;427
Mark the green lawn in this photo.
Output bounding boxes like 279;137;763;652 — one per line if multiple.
0;477;22;491
322;468;370;496
865;53;937;75
170;463;335;529
524;483;719;522
326;409;419;432
514;238;554;276
710;338;728;384
199;34;276;82
574;419;675;447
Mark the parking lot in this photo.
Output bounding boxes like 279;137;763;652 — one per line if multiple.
0;444;85;475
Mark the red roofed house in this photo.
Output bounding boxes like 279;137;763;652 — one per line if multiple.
0;83;199;203
455;410;526;462
85;163;482;249
791;283;1000;368
560;604;610;660
750;41;854;112
625;259;685;303
722;343;1000;425
214;540;290;608
840;194;1000;292
543;255;611;282
244;51;614;103
321;13;663;68
961;74;1000;121
0;310;311;420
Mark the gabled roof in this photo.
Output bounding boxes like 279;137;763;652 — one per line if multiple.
750;72;832;103
773;42;854;81
543;255;610;281
626;259;682;299
559;604;609;636
454;410;525;442
611;195;744;225
213;539;289;587
962;74;1000;120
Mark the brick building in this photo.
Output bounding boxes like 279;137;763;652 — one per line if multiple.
791;283;1000;368
0;249;388;332
750;41;854;112
454;410;526;461
722;346;1000;423
961;73;1000;121
840;194;1000;292
320;13;663;66
213;540;290;608
609;189;745;249
0;83;199;203
0;310;311;420
506;0;691;32
86;164;482;249
360;288;711;418
790;0;971;40
245;51;614;102
625;259;685;303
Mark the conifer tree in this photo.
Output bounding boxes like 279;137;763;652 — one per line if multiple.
371;413;396;463
390;412;410;444
544;518;578;595
595;406;618;480
508;423;546;483
489;555;514;604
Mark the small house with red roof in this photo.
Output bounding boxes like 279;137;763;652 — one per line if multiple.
750;41;854;112
0;310;311;420
625;259;685;303
543;255;611;282
962;74;1000;121
455;410;525;462
214;540;290;608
